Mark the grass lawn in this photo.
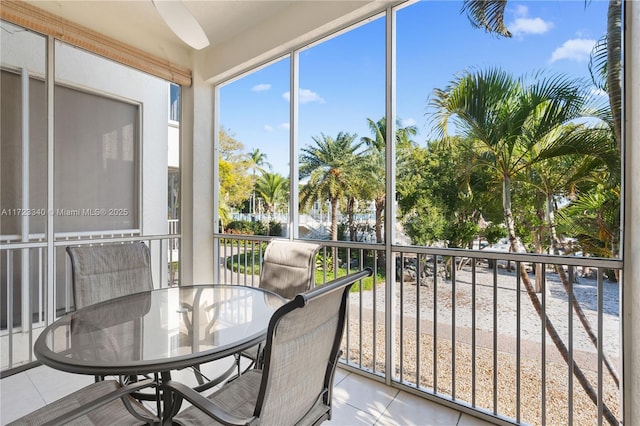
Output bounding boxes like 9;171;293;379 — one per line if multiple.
226;249;383;292
314;267;383;292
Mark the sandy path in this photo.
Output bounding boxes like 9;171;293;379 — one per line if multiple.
350;265;620;358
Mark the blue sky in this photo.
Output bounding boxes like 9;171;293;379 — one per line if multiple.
219;0;608;176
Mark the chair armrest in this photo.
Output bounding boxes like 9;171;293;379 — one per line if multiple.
164;380;257;426
43;379;157;426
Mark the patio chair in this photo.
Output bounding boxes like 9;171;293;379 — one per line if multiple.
165;268;373;426
66;242;153;310
237;240;321;373
66;242;153;384
66;242;222;394
259;239;321;299
6;378;157;426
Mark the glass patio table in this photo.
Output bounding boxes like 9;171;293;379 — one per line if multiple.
33;284;285;422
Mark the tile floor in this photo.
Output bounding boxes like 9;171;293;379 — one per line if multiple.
1;363;495;425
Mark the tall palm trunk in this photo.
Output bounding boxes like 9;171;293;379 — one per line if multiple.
547;194;620;387
503;176;538;290
503;176;518;251
330;197;339;241
329;197;340;272
503;177;618;423
607;0;622;150
347;196;357;242
375;196;384;244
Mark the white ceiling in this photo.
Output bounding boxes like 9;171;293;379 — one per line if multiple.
25;1;397;83
27;2;289;58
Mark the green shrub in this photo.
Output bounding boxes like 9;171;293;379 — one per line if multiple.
266;221;282;236
226;220;281;236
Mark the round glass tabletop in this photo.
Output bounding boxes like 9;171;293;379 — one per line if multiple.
34;285;284;375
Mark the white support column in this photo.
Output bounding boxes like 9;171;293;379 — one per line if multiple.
623;2;639;424
46;37;55;324
384;6;397;386
290;51;300;240
20;68;30;331
212;83;220;283
181;64;214;285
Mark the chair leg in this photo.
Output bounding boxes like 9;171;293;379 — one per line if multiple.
228;345;260;383
191;364;207;386
191;361;236;392
255;343;264;369
121;374;159;402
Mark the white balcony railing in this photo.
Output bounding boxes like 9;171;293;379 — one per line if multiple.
1;232;622;425
214;234;623;426
1;231;180;372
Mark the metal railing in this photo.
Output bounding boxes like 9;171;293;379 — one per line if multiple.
168;219;180;250
1;231;180;373
214;235;622;426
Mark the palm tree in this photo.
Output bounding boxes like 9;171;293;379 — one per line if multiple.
342;163;376;242
218;199;232;233
460;0;511;36
553;118;621;260
461;0;622;153
255;171;288;218
457;4;622;422
361;117;417;243
249;148;271;216
587;0;622;150
299;132;363;241
520;124;621;387
559;185;620;258
605;0;622;149
249;148;270;174
431;67;618;424
432;69;590;264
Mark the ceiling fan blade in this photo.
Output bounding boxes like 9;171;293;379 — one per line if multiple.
152;0;210;50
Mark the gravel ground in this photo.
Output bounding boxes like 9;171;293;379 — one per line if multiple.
351;265;620;357
345;264;621;425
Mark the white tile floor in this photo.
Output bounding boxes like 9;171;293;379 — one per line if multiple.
1;363;496;425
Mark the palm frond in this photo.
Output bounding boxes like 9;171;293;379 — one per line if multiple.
461;0;511;37
589;35;608;90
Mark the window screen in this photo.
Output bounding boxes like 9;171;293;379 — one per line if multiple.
54;85;139;233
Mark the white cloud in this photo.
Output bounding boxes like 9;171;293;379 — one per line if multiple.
401;118;417;128
514;5;529;17
263;123;289;131
282;88;325;104
252;83;271;92
300;89;325;104
550;38;596;63
507;5;553;36
510;17;553;36
590;87;608;98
